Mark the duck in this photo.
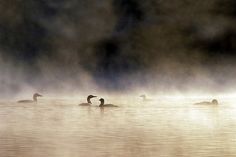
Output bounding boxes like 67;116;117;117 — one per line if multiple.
99;98;118;107
140;94;152;102
79;95;97;106
17;93;43;103
194;99;219;105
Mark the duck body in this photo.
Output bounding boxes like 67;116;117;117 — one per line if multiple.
194;99;218;105
17;100;35;103
99;98;118;107
79;95;96;106
140;95;152;102
17;93;42;103
79;103;92;106
100;104;118;107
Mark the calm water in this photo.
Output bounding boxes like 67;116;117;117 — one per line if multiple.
0;98;236;157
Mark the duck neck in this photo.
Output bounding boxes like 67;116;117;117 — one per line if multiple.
33;95;37;102
99;100;104;107
87;97;92;103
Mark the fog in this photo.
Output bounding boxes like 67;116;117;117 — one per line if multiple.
0;0;236;99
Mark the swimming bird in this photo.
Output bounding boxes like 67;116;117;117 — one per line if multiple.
79;95;97;106
140;94;152;102
17;93;43;103
99;98;118;107
194;99;219;105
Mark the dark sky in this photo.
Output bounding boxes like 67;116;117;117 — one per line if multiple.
0;0;236;96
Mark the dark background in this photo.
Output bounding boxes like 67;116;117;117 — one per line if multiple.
0;0;236;96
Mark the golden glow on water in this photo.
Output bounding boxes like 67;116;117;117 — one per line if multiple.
0;98;236;157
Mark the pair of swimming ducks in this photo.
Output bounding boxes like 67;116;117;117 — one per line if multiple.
79;95;118;107
17;93;118;107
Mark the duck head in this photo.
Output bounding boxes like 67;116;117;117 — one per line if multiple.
87;95;97;103
212;99;218;105
140;94;146;100
33;93;43;101
99;98;105;106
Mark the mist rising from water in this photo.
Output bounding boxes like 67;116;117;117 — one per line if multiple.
0;0;236;99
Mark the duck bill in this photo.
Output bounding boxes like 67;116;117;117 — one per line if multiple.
92;96;97;98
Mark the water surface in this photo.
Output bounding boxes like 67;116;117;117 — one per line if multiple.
0;99;236;157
